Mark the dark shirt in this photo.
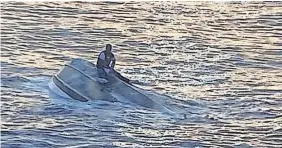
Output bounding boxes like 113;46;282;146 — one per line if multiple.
96;50;115;69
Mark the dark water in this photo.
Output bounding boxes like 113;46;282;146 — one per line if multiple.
1;1;282;147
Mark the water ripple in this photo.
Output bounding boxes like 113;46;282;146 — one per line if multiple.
1;1;282;147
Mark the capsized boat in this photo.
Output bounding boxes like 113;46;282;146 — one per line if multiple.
48;58;171;111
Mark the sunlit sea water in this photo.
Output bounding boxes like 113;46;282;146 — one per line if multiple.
1;1;282;147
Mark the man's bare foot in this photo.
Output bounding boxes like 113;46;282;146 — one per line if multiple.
97;78;108;84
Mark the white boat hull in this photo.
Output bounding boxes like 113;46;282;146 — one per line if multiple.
48;78;71;99
48;58;170;111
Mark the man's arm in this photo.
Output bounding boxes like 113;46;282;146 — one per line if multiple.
111;58;116;69
110;54;116;69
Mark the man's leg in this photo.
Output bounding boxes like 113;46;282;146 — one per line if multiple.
97;68;107;79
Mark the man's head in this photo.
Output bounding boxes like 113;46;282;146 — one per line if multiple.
105;44;112;53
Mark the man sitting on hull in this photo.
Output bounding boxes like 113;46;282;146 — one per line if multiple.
96;44;131;84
